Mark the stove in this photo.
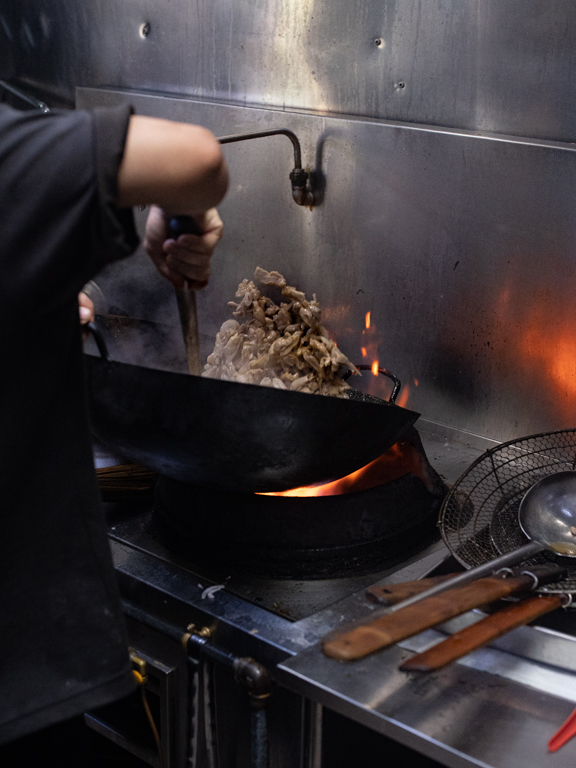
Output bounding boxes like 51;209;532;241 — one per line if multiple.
105;428;444;620
90;427;576;768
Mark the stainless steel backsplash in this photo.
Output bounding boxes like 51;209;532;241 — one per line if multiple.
78;87;576;444
4;1;576;443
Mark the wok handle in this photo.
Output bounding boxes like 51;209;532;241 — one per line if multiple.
85;321;109;362
168;215;204;239
168;216;204;376
400;594;565;673
322;570;557;661
347;365;401;403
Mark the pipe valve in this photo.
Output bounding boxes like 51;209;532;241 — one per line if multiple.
217;128;315;207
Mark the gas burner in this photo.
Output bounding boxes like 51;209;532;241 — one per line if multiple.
148;428;446;580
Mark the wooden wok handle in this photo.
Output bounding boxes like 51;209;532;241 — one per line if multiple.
322;574;537;661
169;216;203;377
366;574;459;606
399;594;564;673
175;286;201;376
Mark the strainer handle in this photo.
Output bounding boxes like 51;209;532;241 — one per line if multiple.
388;541;545;613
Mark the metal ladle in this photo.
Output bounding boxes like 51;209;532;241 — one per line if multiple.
387;470;576;613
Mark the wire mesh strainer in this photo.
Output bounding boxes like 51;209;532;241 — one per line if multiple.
440;428;576;594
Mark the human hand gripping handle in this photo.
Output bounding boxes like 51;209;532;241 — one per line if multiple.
144;206;223;375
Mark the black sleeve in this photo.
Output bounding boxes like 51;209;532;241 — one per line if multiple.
91;104;140;266
0;103;139;317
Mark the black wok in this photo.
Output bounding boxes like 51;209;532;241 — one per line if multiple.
84;318;419;493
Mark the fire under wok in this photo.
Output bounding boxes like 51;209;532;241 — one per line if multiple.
84;316;420;494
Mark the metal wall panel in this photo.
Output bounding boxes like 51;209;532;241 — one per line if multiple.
3;1;576;141
78;87;576;444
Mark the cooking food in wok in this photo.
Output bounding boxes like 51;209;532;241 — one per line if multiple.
84;274;419;493
203;267;357;397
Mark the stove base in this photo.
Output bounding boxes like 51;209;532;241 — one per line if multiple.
150;470;444;580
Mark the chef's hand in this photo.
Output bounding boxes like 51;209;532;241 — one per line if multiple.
78;292;95;340
78;292;95;325
143;205;223;290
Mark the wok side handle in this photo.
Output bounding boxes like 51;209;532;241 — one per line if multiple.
85;321;110;362
347;365;401;403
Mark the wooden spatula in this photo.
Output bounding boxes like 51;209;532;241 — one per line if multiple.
322;564;565;661
399;593;566;672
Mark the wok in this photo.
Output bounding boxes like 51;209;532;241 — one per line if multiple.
84;317;419;493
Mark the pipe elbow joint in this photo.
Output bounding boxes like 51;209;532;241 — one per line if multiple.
290;168;315;207
234;657;273;707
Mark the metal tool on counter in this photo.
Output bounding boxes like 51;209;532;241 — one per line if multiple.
366;574;459;606
167;215;205;376
322;563;566;661
372;468;576;615
400;592;570;673
441;430;576;587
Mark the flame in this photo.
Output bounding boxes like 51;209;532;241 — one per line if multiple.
258;439;429;497
396;384;411;409
358;310;412;406
414;378;419;386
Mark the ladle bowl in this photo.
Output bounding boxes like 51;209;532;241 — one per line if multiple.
519;470;576;558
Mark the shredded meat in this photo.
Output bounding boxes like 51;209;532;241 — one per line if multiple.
202;267;358;397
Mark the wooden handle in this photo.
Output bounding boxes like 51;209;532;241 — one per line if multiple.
366;574;459;606
322;574;536;661
176;285;202;376
169;215;204;377
400;594;563;672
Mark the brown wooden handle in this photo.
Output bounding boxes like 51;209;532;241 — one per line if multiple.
366;574;459;606
399;594;563;672
322;574;536;661
176;286;202;376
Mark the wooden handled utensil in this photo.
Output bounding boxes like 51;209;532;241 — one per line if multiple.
366;574;459;607
322;564;566;661
169;215;203;376
399;593;567;672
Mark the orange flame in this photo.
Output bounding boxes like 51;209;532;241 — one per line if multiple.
414;378;419;386
396;384;411;409
361;347;367;357
371;360;379;376
365;312;371;329
258;440;429;498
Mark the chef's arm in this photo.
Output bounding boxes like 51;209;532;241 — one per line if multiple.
116;115;228;213
116;115;227;289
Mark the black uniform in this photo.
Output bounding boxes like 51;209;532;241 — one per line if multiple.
0;102;138;744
